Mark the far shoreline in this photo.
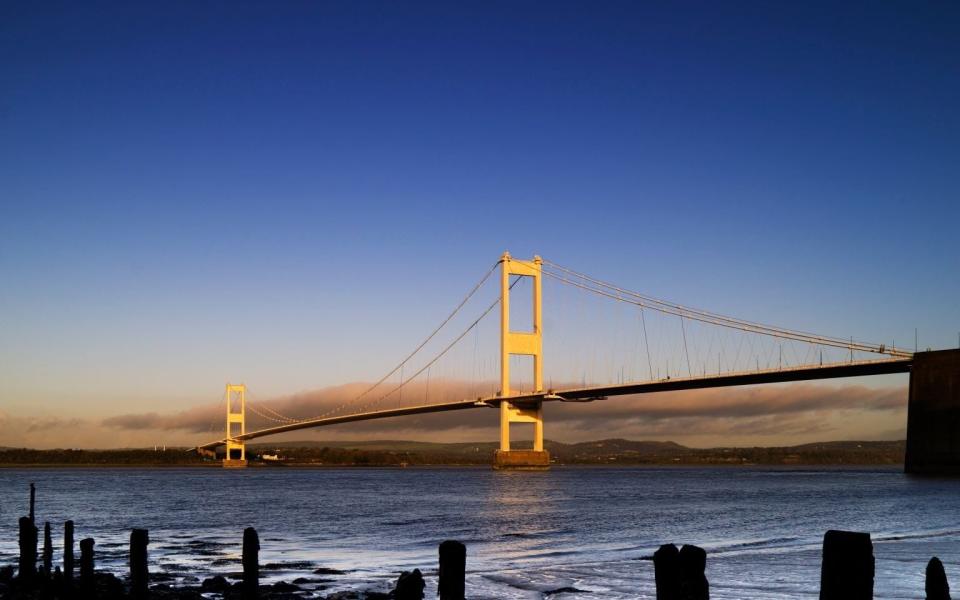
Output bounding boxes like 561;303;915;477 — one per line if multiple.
0;462;906;470
0;439;906;469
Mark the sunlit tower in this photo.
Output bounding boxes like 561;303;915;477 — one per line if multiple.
224;383;247;467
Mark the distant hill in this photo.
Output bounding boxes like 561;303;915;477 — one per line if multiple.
247;438;905;466
0;439;905;466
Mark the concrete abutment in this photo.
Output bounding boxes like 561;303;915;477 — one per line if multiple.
905;349;960;475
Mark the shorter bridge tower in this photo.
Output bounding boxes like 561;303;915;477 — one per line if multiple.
224;383;248;468
494;252;550;469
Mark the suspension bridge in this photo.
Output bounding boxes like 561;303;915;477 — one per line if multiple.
194;252;959;473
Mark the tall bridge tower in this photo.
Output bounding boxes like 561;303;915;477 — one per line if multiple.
495;252;550;469
224;383;247;468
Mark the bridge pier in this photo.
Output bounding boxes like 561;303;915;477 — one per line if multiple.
494;253;550;470
905;349;960;475
494;399;550;469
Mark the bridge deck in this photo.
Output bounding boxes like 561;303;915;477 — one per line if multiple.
196;357;912;451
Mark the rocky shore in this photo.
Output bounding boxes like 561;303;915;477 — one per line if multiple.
0;565;404;599
2;484;953;599
4;485;451;599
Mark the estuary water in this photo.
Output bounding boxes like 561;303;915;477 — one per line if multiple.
1;466;958;598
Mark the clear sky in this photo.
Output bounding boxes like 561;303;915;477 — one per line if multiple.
1;2;958;448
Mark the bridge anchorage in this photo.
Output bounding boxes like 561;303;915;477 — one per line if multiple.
195;251;960;474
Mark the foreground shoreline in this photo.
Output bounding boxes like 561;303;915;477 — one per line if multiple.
2;525;949;600
2;471;957;599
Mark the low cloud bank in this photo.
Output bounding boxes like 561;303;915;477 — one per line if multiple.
95;380;907;448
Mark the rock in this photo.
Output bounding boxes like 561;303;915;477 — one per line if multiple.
201;575;231;593
270;581;300;592
95;571;125;598
392;568;425;600
545;586;585;595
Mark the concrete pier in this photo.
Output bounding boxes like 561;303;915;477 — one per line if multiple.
493;449;550;470
905;349;960;475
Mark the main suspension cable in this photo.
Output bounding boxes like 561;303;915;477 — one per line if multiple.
239;261;502;425
541;263;911;357
346;260;501;408
339;276;522;418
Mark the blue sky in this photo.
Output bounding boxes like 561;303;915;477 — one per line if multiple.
1;2;958;445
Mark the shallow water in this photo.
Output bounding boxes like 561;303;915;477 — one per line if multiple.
1;466;958;598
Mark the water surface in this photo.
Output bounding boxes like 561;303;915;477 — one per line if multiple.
1;466;957;598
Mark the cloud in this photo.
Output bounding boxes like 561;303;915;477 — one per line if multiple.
547;383;905;422
94;379;908;448
0;412;190;449
22;416;86;433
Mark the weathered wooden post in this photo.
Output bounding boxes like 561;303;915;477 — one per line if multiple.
242;527;259;600
130;528;149;599
926;557;951;600
653;543;680;600
679;544;708;600
29;483;36;523
80;537;95;598
819;530;874;599
64;520;75;583
18;516;37;581
438;540;466;600
42;522;53;576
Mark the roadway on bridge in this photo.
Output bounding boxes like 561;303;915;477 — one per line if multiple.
197;356;911;451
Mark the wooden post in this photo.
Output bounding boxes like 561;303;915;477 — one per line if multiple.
653;544;681;600
29;483;36;523
438;540;466;600
18;516;37;581
43;522;53;576
926;557;950;600
819;530;874;599
64;520;75;583
130;528;149;599
80;538;95;598
242;527;259;600
678;544;708;600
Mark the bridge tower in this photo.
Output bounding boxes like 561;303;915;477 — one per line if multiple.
224;383;248;468
494;252;550;469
